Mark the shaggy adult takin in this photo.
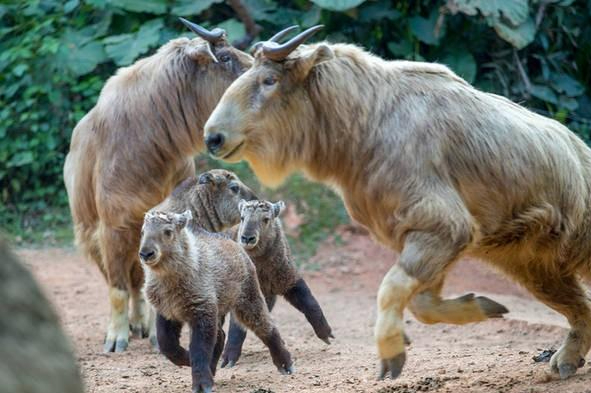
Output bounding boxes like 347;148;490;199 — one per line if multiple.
0;240;83;393
62;19;255;352
204;25;591;380
139;210;293;393
221;199;333;367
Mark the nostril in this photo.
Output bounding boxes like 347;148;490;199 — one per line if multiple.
240;235;256;245
205;133;225;153
139;250;155;261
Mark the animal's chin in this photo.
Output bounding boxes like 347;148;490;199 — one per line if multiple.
142;258;161;268
217;140;245;162
241;242;257;250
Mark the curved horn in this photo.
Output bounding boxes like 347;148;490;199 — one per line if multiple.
179;17;226;43
250;25;299;55
268;25;299;43
262;25;324;61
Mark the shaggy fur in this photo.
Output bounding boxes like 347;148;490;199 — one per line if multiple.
63;35;252;352
204;41;591;379
155;169;257;232
139;211;293;392
221;199;333;367
0;240;83;393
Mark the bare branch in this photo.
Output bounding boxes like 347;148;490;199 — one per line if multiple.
227;0;262;50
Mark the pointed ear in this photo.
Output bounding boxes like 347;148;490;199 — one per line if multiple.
272;201;286;218
288;44;333;79
175;210;192;229
185;42;218;65
238;199;247;212
198;172;214;185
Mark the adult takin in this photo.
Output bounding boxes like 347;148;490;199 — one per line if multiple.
63;20;254;352
204;25;591;379
222;199;333;367
139;210;293;393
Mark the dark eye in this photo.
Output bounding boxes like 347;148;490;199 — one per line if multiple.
263;76;277;86
229;184;240;193
163;229;173;238
240;216;244;222
219;54;231;62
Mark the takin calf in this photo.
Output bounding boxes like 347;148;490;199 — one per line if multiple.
221;199;333;367
204;25;591;380
140;210;293;393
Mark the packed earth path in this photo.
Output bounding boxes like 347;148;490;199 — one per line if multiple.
18;226;591;393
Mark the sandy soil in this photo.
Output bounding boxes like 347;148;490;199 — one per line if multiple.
17;228;591;393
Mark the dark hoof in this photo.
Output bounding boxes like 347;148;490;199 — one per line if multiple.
192;384;213;393
475;296;509;318
280;364;295;375
378;352;406;380
222;359;236;368
115;339;128;352
558;363;577;379
403;333;411;346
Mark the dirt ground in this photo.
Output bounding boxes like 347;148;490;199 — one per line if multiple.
18;228;591;393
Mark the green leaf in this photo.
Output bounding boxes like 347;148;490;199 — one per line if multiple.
301;6;321;27
387;40;412;57
108;0;167;14
217;19;245;43
550;74;585;97
493;17;536;49
7;152;34;168
56;28;108;76
104;18;163;66
530;84;559;104
359;2;401;22
409;10;445;45
63;0;79;13
171;0;223;17
558;95;578;111
447;0;529;26
310;0;366;12
441;51;477;83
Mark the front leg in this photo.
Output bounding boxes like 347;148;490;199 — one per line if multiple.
189;307;218;393
221;312;247;368
156;313;189;367
283;278;333;343
377;228;470;379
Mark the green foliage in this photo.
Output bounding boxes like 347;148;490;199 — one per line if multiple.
1;0;590;252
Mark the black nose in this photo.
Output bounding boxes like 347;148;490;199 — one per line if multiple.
241;235;256;245
139;249;155;261
205;133;225;154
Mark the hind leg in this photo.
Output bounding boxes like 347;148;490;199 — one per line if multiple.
283;278;334;343
516;271;591;378
130;261;148;338
221;293;278;368
211;322;225;375
100;225;136;352
408;274;508;325
234;279;293;374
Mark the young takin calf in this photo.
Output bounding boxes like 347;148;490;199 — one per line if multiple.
221;199;333;367
140;210;293;393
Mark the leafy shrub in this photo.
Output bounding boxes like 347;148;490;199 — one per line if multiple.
0;0;589;246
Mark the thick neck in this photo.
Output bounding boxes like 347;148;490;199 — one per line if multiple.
189;186;225;232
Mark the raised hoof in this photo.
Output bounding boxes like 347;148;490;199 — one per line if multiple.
378;352;406;380
475;296;509;318
279;364;295;375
